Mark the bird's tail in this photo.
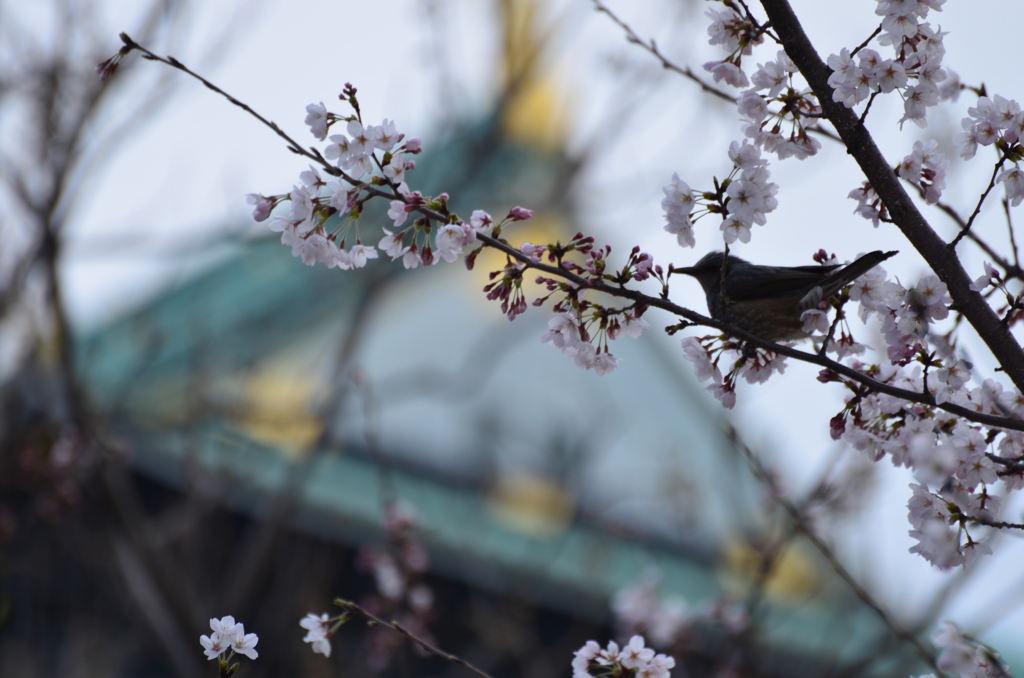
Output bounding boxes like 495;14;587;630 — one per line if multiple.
799;250;898;308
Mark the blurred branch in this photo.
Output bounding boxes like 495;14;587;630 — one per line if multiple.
725;425;946;677
590;0;841;143
590;0;738;104
223;267;396;613
110;533;205;678
336;598;499;678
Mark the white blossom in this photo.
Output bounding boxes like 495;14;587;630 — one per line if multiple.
304;102;328;140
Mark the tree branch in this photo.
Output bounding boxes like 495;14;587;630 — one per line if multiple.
726;426;946;677
950;155;1008;248
757;0;1024;393
118;34;1024;433
474;232;1024;432
590;0;840;143
335;599;498;678
591;0;735;104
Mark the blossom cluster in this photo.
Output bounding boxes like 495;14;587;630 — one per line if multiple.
738;51;823;160
529;235;655;375
854;142;952;226
300;613;334;657
954;94;1024;207
837;363;1023;563
354;504;437;670
702;6;764;88
826;0;953;127
704;6;827;162
821;270;1024;568
572;637;676;678
250;88;534;274
926;621;1010;678
199;616;259;662
681;334;788;409
541;311;627;376
852;92;1024;226
907;481;994;569
898;139;948;205
848;181;889;227
612;579;748;649
661;141;778;248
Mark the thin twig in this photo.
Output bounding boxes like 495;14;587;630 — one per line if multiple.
818;298;846;357
970;517;1024;531
590;0;735;103
335;599;498;678
118;34;344;180
1003;198;1020;268
859;91;879;125
950;155;1008;248
850;26;882;57
932;198;1024;281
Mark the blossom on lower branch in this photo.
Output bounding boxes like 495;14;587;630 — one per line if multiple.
573;637;675;678
540;307;648;377
680;335;786;409
199;616;259;662
300;613;334;657
929;621;1011;678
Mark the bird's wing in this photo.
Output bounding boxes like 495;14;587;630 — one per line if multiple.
724;265;839;302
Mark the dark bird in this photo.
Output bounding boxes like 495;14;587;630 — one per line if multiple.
675;250;897;341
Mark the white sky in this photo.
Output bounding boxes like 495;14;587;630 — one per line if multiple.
21;0;1024;661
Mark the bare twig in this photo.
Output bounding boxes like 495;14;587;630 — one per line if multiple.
116;33;343;180
969;517;1024;531
336;599;499;678
851;26;883;57
950;155;1008;248
1003;198;1020;268
590;0;734;103
858;91;879;124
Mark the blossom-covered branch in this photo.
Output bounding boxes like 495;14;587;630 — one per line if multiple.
757;0;1024;393
476;230;1024;432
101;0;1024;609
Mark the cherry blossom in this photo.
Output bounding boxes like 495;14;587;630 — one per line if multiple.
198;616;259;662
300;613;333;657
304;102;328;140
573;637;675;678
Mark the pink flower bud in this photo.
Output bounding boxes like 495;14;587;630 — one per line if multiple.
508;206;534;221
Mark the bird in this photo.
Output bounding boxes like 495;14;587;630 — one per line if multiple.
674;250;897;342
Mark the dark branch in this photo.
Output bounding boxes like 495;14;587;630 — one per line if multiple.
475;231;1024;432
757;0;1024;393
